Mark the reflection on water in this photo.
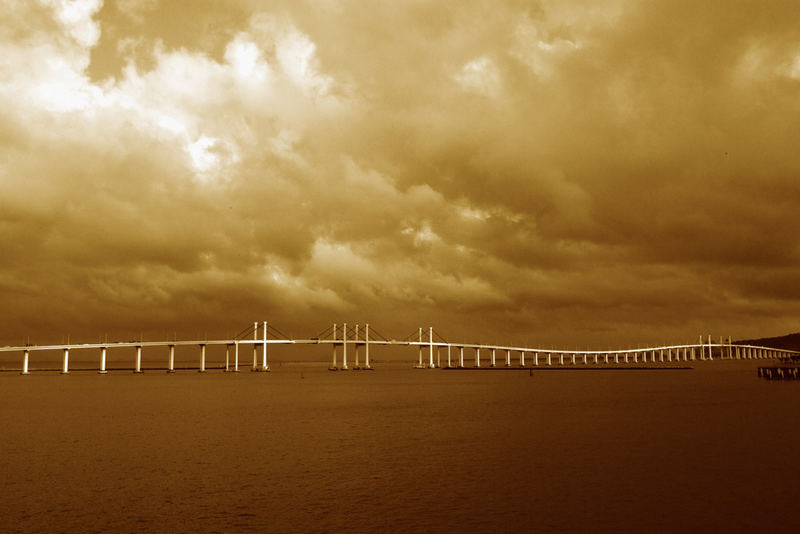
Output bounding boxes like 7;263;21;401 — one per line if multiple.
2;361;799;533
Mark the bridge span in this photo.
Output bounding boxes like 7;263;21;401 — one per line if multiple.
1;321;798;374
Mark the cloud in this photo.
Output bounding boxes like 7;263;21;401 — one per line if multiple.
2;1;800;349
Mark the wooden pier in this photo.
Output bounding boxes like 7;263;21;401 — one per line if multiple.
757;366;800;380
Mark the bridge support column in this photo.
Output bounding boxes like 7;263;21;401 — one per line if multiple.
521;351;526;367
634;352;638;363
594;353;599;364
365;324;372;370
22;349;30;375
490;349;496;368
354;324;361;370
708;335;713;360
604;354;609;364
330;323;338;371
459;347;464;368
168;345;175;373
342;323;348;370
99;347;107;374
614;353;619;364
447;345;451;368
252;321;258;371
234;341;240;372
262;320;270;372
437;346;441;369
548;353;552;366
225;344;231;372
476;348;481;368
571;353;576;365
134;346;142;373
429;327;435;369
199;344;206;373
61;348;70;374
506;350;511;367
416;327;423;368
559;353;564;365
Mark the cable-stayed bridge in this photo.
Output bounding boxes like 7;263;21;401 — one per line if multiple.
1;321;798;374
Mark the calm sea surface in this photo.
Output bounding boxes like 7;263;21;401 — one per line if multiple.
2;360;799;533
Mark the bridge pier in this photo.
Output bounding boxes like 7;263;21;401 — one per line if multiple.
353;324;361;370
251;321;258;371
521;350;526;367
199;344;206;373
490;349;496;368
364;324;372;370
475;348;481;368
330;323;338;371
506;350;511;367
437;346;441;369
168;345;175;373
571;353;576;365
342;323;348;370
225;344;231;372
134;346;142;373
447;345;452;368
99;347;107;374
61;348;69;374
459;346;464;368
261;320;270;372
429;327;435;369
547;353;552;366
234;341;240;372
22;349;30;375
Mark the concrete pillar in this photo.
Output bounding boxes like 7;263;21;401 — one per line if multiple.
447;345;452;368
429;327;435;368
225;344;230;372
365;324;372;369
251;321;258;371
330;323;338;370
708;335;713;360
354;324;360;370
668;348;672;362
22;349;30;375
168;345;175;373
459;346;464;368
262;320;270;372
62;348;69;374
476;348;481;368
99;347;107;374
418;327;423;368
506;350;511;367
727;337;732;359
624;352;629;364
594;353;599;364
491;349;496;368
521;351;527;367
634;352;638;363
134;346;142;373
559;353;564;365
342;323;348;370
548;352;552;366
234;341;240;372
691;346;695;361
583;353;588;365
614;353;619;364
437;347;441;369
199;344;206;373
571;353;576;365
604;353;609;364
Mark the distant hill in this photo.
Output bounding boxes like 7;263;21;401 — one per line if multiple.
735;333;800;351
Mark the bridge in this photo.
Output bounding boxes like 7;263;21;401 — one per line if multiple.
1;321;798;374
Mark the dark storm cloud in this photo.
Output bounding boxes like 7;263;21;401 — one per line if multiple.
2;0;800;346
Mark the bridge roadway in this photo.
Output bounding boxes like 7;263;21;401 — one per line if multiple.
2;321;798;373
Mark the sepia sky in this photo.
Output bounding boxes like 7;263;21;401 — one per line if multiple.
2;0;800;347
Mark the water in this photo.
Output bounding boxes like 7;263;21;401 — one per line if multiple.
2;361;799;533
